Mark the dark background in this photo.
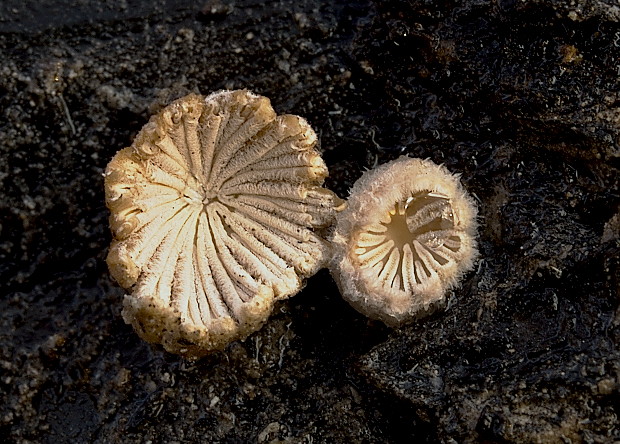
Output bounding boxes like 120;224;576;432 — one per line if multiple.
1;0;618;442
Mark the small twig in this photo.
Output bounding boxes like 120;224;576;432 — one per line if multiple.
58;93;76;135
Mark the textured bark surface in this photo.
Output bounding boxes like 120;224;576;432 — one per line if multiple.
1;0;618;442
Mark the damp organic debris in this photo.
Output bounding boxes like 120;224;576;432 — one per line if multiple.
330;156;478;326
104;90;343;357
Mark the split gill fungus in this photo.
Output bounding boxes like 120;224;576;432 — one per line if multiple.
330;156;479;326
104;90;344;357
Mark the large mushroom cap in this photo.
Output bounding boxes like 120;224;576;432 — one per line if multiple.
330;156;478;326
104;90;343;357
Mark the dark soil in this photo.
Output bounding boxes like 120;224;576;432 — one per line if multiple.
1;0;618;442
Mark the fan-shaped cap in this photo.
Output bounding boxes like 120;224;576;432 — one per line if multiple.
104;90;344;357
330;156;478;326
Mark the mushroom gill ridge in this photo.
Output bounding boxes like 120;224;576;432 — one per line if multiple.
104;90;343;357
330;156;478;326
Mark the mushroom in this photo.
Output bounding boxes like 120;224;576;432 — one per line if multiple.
329;156;478;326
104;90;344;357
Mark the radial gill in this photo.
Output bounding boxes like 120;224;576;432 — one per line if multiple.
105;90;344;357
330;156;478;326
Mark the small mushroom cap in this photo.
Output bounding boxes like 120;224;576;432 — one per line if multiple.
329;156;478;326
104;90;344;357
